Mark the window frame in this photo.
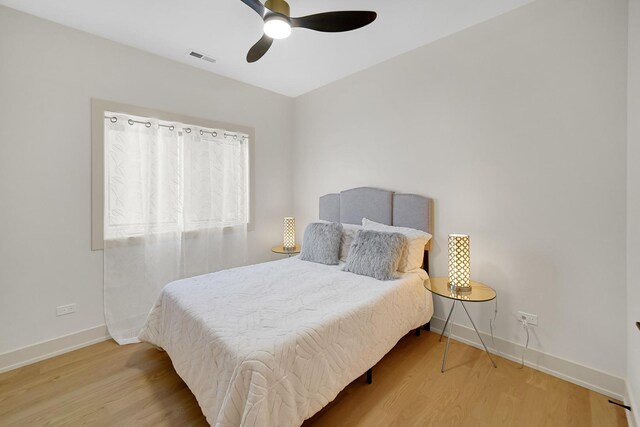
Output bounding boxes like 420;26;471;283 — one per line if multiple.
91;99;255;251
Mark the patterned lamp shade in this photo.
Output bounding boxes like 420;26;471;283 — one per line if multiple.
448;234;471;292
283;217;296;249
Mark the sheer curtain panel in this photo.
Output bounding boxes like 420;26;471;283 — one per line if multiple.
103;113;248;344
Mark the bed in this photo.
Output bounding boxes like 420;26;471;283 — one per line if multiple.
139;187;434;426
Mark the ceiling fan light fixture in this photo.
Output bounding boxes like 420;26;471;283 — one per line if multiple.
264;15;291;39
241;0;377;62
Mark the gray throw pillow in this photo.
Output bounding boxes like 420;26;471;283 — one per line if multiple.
299;222;343;265
343;230;408;280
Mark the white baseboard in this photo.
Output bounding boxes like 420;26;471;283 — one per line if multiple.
429;317;626;401
0;324;110;374
627;380;639;427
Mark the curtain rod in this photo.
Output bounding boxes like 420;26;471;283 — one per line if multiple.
104;115;247;140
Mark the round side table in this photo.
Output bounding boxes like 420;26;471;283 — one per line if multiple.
426;277;498;372
271;244;301;257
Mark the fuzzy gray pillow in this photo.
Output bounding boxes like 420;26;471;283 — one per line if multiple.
343;230;408;280
299;222;343;265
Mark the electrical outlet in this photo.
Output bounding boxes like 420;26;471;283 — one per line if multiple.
56;304;77;316
518;311;538;326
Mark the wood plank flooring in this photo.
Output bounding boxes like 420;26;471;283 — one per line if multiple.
0;332;628;426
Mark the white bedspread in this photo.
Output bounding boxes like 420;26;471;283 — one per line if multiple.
139;257;432;427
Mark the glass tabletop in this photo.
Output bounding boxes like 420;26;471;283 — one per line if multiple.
271;244;301;254
425;277;496;302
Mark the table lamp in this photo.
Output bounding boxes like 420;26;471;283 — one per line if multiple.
448;234;471;293
283;217;296;249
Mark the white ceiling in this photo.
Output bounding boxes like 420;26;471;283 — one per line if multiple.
1;0;533;97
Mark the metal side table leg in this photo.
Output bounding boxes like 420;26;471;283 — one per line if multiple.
441;301;457;373
439;302;455;342
461;302;497;368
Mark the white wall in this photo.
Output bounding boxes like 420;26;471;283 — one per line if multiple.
293;0;628;381
628;0;640;421
0;6;293;355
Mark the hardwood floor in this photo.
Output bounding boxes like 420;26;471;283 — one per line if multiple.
0;332;627;426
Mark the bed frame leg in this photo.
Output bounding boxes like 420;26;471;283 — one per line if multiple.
415;327;421;336
424;322;431;332
366;368;372;384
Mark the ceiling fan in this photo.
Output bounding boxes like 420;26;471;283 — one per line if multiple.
240;0;377;63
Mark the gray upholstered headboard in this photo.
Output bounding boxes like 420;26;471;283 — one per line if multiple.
319;187;434;251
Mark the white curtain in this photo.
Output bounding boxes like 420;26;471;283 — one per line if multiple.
103;113;248;344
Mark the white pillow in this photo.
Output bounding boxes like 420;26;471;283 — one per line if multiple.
340;223;362;262
362;218;432;272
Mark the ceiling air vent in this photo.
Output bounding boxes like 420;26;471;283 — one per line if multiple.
187;49;217;64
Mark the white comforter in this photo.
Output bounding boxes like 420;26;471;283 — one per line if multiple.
139;257;432;427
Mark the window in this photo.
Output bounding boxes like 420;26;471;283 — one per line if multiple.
92;100;254;249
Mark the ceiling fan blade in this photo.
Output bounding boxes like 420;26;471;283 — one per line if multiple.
247;34;273;63
240;0;266;18
290;11;377;32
